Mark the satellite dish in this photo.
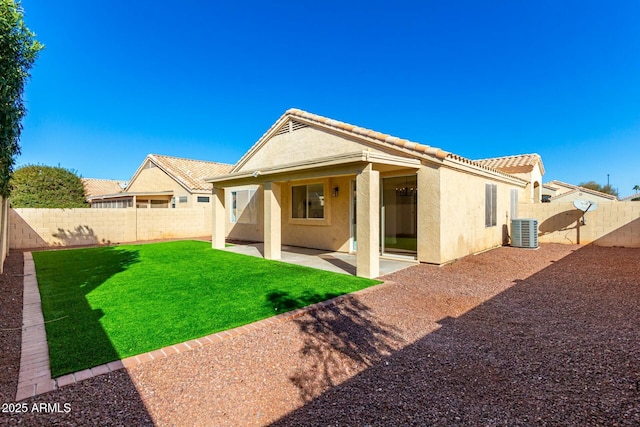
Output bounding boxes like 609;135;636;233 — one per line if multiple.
573;200;598;225
573;200;598;213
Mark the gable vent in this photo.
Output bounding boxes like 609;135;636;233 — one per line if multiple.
291;120;308;131
274;119;309;136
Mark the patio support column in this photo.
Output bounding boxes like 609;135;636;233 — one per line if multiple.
263;181;282;260
356;164;379;278
211;187;226;249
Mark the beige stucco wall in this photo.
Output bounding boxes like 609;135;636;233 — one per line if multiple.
519;201;640;247
496;164;542;203
10;208;212;249
280;176;352;252
238;126;408;172
435;166;524;263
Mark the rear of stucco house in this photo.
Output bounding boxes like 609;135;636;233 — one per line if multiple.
207;109;543;278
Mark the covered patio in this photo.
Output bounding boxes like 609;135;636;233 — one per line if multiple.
223;241;416;276
207;150;423;278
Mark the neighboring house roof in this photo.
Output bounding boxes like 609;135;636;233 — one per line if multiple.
620;192;640;201
474;153;545;175
231;108;528;183
549;186;618;202
544;180;579;191
128;154;233;193
543;180;618;201
81;178;126;198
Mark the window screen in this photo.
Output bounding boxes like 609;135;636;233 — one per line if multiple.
485;183;497;227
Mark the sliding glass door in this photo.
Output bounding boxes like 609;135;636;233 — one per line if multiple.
381;175;417;257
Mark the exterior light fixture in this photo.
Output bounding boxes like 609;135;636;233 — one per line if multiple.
333;187;339;197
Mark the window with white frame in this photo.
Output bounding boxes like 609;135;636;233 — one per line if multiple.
485;183;497;227
230;189;257;223
197;196;210;203
291;183;325;219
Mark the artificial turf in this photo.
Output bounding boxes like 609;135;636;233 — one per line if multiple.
32;240;380;377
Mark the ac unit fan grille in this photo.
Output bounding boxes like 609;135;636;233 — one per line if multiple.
511;218;538;248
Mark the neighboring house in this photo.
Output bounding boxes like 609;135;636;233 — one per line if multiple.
541;180;617;203
82;178;127;204
474;154;544;203
206;108;539;278
620;193;640;202
542;180;576;198
88;154;233;208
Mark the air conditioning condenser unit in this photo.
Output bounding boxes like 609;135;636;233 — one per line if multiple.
511;218;538;248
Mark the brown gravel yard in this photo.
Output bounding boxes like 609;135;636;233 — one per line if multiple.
1;243;639;426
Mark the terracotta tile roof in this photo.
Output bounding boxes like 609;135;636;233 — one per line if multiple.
234;109;532;183
474;153;545;175
285;108;450;159
146;154;233;192
81;178;126;198
233;109;451;173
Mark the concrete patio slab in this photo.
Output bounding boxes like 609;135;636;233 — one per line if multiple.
223;242;416;276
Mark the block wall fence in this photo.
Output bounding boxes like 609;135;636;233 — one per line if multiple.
0;198;9;272
518;201;640;247
5;201;640;252
9;208;212;249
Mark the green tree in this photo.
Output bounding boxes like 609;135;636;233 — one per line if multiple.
10;165;88;208
578;181;619;198
633;184;640;193
0;0;43;197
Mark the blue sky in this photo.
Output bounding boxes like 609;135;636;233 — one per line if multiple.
19;1;640;197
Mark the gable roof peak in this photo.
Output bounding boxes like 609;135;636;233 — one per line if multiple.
127;153;233;193
233;108;451;173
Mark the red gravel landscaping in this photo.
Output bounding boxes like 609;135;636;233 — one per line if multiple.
1;243;639;426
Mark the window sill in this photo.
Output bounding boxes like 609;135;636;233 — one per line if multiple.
288;218;331;226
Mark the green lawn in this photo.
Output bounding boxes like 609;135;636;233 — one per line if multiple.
33;240;380;377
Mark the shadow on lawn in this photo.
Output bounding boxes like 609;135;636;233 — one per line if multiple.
36;246;140;377
270;246;640;426
6;249;154;425
266;290;343;311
